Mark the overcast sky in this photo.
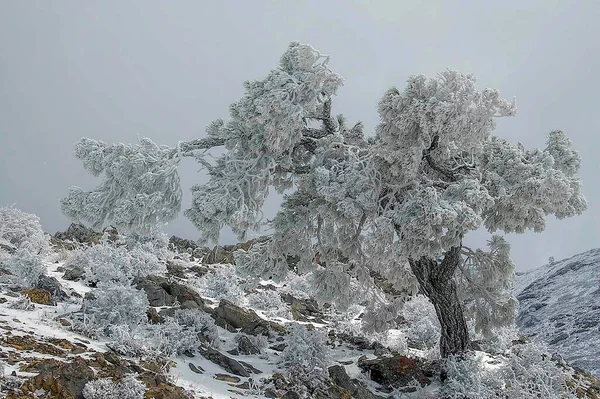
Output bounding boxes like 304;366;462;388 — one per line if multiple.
1;1;598;271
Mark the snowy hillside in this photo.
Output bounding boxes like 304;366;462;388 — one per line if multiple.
0;220;599;398
515;248;600;377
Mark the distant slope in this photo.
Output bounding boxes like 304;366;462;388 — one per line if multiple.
515;248;600;377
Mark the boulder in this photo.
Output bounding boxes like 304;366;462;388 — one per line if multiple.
36;275;72;301
357;355;438;390
213;299;285;336
198;347;251;377
281;293;325;323
63;266;85;282
21;288;53;305
328;365;385;399
133;276;206;310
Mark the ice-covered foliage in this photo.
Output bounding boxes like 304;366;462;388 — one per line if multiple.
247;290;291;319
281;324;329;376
60;137;182;234
68;233;167;285
63;42;587;356
8;294;35;311
441;343;581;399
83;282;149;333
82;375;146;399
0;206;49;255
456;236;519;337
3;248;46;288
172;308;219;347
197;265;244;303
402;295;440;349
152;318;200;356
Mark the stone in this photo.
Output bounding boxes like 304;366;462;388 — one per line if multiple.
189;362;204;374
328;365;385;399
198;347;251;377
63;266;85;282
213;299;285;336
21;288;53;305
215;374;241;383
357;355;438;390
237;335;260;355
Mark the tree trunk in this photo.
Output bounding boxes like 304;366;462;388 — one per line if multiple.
409;246;469;358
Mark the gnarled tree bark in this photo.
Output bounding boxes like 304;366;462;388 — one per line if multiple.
409;245;469;358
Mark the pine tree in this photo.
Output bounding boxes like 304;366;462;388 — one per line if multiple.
61;42;587;357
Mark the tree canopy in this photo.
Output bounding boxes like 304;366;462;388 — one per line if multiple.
61;42;587;357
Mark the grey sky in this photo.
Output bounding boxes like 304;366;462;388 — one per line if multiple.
0;1;598;271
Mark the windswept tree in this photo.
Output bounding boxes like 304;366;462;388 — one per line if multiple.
61;42;587;358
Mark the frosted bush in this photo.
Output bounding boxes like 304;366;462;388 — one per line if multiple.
247;290;291;319
107;325;154;358
327;303;364;336
402;295;440;349
8;295;34;311
281;324;329;376
198;265;244;303
172;308;219;347
84;282;149;333
0;206;49;255
68;237;166;285
4;249;46;288
281;272;313;299
82;375;146;399
153;318;200;356
441;342;580;399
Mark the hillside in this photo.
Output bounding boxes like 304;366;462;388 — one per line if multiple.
0;224;598;398
515;248;600;377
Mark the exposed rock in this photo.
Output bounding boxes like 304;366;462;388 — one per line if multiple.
213;299;285;336
198;347;251;377
63;266;85;282
328;365;385;399
133;276;206;310
357;355;438;390
36;275;72;301
281;293;325;323
215;374;241;383
21;288;53;305
237;335;260;355
21;357;94;398
188;362;204;374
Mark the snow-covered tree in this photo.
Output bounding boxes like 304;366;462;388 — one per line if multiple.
0;206;49;256
61;42;587;358
4;248;47;289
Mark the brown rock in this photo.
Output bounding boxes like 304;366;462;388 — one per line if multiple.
21;288;52;305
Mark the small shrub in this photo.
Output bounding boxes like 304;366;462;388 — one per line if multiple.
82;375;146;399
281;324;329;376
0;206;49;255
441;342;580;399
402;294;440;349
198;265;244;303
83;282;148;333
8;295;34;311
4;249;46;288
172;308;219;347
247;290;291;319
152;318;199;356
107;325;153;358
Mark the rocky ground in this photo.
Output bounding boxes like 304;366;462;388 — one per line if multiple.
0;225;598;398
